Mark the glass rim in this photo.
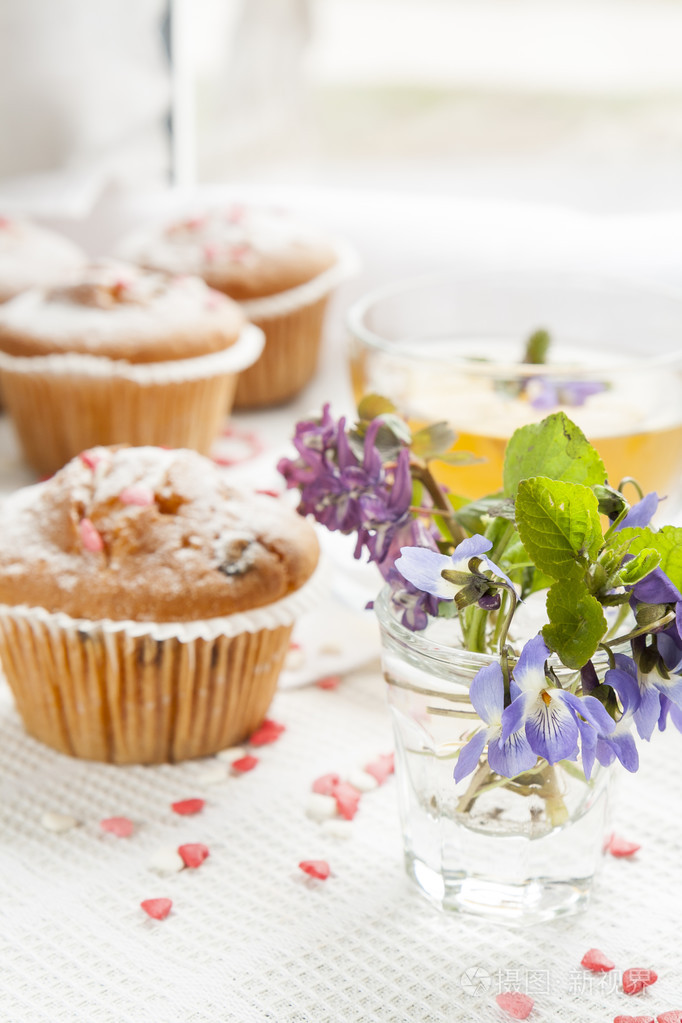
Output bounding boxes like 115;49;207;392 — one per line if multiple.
374;584;615;679
346;269;682;377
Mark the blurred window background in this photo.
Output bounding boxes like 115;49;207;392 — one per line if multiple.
188;0;682;211
0;0;681;214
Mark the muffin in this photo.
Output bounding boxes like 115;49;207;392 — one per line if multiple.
0;216;85;303
0;261;264;475
117;205;357;409
0;445;320;763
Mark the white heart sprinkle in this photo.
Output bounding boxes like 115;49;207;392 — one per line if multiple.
40;811;79;833
196;763;229;785
284;649;305;671
305;793;337;822
317;642;342;657
347;769;379;793
148;847;185;873
321;819;353;840
215;745;247;765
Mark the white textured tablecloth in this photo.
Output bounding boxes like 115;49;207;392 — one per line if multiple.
0;189;681;1020
0;663;681;1022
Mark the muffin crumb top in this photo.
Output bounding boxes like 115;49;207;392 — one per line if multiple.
0;446;319;622
0;261;245;363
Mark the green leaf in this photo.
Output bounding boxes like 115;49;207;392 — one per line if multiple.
348;413;411;462
503;412;606;497
618;548;661;586
616;525;682;592
357;394;398;420
593;483;630;520
411;422;456;458
515;477;603;581
502;535;556;595
446;492;473;511
430;450;482;466
542;579;608;669
452;494;515;534
523;328;551;365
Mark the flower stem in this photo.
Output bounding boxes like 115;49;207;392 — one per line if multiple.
410;461;466;544
602;610;675;648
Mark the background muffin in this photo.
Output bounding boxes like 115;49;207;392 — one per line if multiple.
0;260;264;475
0;445;320;763
117;204;356;409
0;216;85;303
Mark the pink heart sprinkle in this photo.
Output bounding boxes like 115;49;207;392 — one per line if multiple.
203;243;219;262
232;755;258;774
140;898;172;920
312;773;341;796
80;517;104;553
226;204;245;223
249;720;285;746
495;992;534;1019
332;781;361;821
364;753;395;785
623;968;658;995
119;485;155;507
316;675;341;690
100;816;134;838
178;843;210;868
581;948;616;972
657;1013;682;1023
229;243;250;262
609;834;641;858
614;1016;655;1023
299;860;330;880
171;798;205;816
79;451;101;471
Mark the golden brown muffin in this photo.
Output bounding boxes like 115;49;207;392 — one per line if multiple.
117;205;355;408
0;446;320;764
0;261;264;474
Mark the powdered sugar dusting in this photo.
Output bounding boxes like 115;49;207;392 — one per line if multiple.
0;260;243;350
0;446;319;622
118;208;329;275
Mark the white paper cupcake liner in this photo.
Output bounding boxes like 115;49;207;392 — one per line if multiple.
0;322;265;383
0;568;325;763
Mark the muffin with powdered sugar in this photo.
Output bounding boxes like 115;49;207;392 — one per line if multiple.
0;445;319;763
117;205;356;408
0;260;264;474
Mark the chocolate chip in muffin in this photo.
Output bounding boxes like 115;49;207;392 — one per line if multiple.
216;535;256;577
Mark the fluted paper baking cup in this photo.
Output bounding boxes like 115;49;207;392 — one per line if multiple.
234;296;329;408
0;570;324;763
0;323;265;474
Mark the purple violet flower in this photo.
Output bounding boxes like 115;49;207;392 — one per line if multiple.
613;491;660;532
394;535;515;600
454;661;537;782
526;378;606;412
578;655;640;777
628;638;682;740
501;636;615;767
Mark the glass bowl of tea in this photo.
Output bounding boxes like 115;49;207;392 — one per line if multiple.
347;271;682;510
